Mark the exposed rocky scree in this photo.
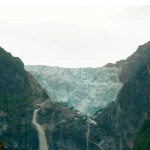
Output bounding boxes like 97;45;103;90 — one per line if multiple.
1;41;150;150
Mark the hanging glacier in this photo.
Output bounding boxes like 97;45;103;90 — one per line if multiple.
25;66;123;116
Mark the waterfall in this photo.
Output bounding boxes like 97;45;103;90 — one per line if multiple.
86;118;97;150
32;107;48;150
86;119;90;150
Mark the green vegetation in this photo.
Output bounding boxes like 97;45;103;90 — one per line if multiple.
0;94;32;114
0;140;7;150
132;114;150;150
0;47;32;114
0;47;24;75
0;47;43;150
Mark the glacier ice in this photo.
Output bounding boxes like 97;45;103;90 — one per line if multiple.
25;66;123;116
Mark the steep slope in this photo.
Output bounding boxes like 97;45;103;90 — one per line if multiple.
25;66;123;116
0;47;31;112
0;47;48;150
119;41;150;83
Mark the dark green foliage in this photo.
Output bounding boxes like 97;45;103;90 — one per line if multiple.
0;47;32;114
0;47;24;75
0;94;32;113
132;114;150;150
0;47;47;150
0;139;7;150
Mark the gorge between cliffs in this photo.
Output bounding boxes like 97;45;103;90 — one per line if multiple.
1;41;150;150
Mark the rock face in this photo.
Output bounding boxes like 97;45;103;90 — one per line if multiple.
0;47;48;150
119;41;150;83
104;60;127;69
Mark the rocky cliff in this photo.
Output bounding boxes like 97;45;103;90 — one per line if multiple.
0;47;48;150
119;41;150;83
104;60;127;69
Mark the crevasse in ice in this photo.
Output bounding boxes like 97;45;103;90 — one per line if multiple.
25;66;123;116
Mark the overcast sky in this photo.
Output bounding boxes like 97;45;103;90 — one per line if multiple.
0;0;150;67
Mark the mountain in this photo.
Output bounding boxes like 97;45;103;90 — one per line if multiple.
1;41;150;150
0;47;90;150
119;41;150;83
0;47;48;150
26;41;150;150
104;60;127;68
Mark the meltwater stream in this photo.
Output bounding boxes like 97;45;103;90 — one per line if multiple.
86;120;90;150
32;107;48;150
86;118;97;150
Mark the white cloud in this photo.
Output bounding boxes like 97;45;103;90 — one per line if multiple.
0;2;150;67
1;0;150;6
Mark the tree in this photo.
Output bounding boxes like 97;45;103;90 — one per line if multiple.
0;140;7;150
